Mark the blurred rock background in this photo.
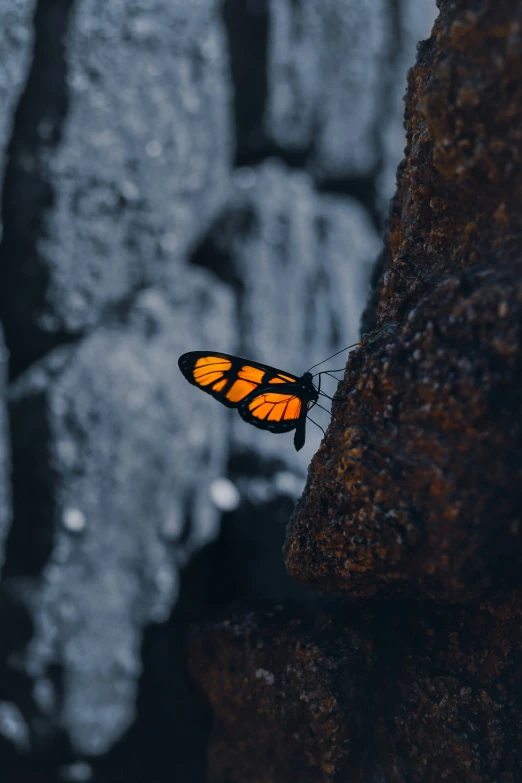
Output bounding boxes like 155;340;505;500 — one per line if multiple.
0;0;436;780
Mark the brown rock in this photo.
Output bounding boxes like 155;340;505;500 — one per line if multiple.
190;603;373;783
385;0;522;319
190;598;522;783
285;0;522;602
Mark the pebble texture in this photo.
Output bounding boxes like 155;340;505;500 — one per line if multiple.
191;598;522;783
285;0;522;603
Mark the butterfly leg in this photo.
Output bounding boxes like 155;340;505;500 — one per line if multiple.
308;374;320;413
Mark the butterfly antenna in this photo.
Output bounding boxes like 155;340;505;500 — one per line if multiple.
316;367;345;375
308;417;326;437
307;341;360;374
308;324;388;375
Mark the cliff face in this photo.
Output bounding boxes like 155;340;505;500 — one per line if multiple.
189;2;522;781
286;0;522;603
0;0;437;780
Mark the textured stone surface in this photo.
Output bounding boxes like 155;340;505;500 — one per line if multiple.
383;0;522;319
7;270;235;754
0;0;232;370
267;0;390;179
190;603;372;783
0;0;36;238
285;0;522;603
191;598;522;783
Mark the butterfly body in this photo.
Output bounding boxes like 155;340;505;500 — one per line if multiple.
178;351;319;451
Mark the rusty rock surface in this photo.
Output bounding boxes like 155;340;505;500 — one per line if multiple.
191;598;522;783
385;0;522;320
285;0;522;602
190;603;373;783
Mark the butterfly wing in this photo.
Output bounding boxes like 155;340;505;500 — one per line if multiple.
238;386;305;433
178;351;301;409
238;384;313;451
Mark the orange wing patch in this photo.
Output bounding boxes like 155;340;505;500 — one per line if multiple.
212;379;227;392
226;365;268;401
226;379;258;402
249;392;302;422
193;356;232;387
239;365;265;384
269;373;296;384
195;356;232;370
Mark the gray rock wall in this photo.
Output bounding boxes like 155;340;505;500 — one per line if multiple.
0;0;36;233
10;277;235;754
267;0;390;179
0;0;438;778
0;0;233;371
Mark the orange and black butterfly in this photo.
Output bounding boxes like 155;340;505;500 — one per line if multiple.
178;351;327;451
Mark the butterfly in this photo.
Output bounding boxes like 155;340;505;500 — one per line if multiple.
178;344;358;451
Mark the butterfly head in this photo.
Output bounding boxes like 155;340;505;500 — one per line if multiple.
301;371;319;404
